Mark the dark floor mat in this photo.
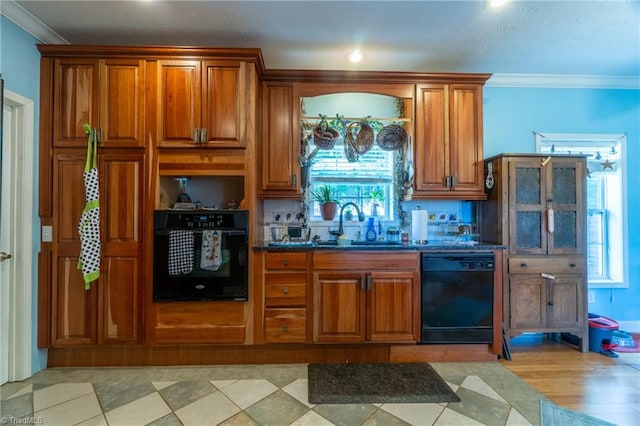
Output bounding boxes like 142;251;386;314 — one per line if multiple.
308;362;460;404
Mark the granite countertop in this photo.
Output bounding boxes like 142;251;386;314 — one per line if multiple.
253;240;505;251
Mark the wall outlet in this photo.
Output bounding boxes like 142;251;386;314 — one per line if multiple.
588;291;596;304
42;226;53;243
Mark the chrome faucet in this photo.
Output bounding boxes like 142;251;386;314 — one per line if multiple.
337;202;366;236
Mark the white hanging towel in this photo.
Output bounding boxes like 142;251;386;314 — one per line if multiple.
168;230;194;275
77;124;101;289
201;230;222;271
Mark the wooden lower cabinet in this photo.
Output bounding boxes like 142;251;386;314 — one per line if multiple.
509;273;584;331
49;150;143;346
262;251;310;343
264;309;307;342
154;302;246;344
312;252;420;343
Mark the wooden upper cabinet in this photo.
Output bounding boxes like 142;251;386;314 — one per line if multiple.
261;82;300;195
157;59;247;148
414;83;485;199
53;58;146;148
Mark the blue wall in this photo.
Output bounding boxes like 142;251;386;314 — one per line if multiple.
484;86;640;322
1;15;47;372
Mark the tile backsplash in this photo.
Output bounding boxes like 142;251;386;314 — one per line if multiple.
261;199;476;242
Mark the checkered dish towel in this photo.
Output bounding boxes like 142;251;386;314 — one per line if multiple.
77;124;101;289
168;230;194;275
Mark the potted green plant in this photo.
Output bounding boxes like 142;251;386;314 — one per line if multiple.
311;185;339;220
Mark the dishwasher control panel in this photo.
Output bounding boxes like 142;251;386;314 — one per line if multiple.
421;253;495;271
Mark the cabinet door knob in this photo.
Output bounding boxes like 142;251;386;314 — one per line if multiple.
282;259;289;266
520;263;527;267
291;174;297;187
282;324;289;332
193;128;200;143
200;128;207;144
282;286;289;294
570;263;577;268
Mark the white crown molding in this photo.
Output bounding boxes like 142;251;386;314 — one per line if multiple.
1;0;69;44
487;73;640;90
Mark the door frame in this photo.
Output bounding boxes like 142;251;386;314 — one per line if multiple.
1;89;35;382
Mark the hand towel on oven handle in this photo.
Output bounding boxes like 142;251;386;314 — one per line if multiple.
168;230;194;275
201;230;222;271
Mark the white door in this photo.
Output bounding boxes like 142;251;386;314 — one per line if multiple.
1;99;11;384
1;88;35;384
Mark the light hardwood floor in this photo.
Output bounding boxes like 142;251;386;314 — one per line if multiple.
502;333;640;426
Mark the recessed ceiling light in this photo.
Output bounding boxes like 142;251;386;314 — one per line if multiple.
489;0;509;7
347;49;364;63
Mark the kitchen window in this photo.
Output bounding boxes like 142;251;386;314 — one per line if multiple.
302;92;405;223
309;141;396;220
536;133;627;288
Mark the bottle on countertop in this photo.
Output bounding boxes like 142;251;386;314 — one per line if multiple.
365;217;377;241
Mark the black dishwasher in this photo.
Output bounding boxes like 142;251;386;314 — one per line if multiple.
421;252;495;343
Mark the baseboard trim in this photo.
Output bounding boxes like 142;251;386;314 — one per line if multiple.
617;321;640;333
46;343;498;367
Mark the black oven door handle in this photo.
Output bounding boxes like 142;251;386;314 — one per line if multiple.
154;229;246;236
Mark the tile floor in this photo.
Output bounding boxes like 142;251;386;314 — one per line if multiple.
0;362;547;426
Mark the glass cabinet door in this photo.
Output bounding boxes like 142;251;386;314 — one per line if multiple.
509;160;548;255
508;157;584;256
548;159;584;255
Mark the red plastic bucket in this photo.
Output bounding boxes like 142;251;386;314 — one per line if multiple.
588;313;619;352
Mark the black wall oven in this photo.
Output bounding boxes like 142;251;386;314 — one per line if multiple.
421;252;495;343
153;210;248;302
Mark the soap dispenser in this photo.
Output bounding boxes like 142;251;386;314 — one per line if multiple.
365;217;377;241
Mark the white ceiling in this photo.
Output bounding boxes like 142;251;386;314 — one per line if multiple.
4;0;640;87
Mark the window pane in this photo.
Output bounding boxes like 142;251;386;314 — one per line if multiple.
310;141;395;220
587;210;606;278
585;177;601;209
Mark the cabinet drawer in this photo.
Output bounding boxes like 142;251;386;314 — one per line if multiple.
265;309;306;343
265;273;307;306
509;257;584;274
313;251;418;270
265;252;307;270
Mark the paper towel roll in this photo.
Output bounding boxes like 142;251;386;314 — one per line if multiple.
411;209;429;243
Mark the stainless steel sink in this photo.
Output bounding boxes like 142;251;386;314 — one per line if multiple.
314;240;403;247
352;240;403;246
